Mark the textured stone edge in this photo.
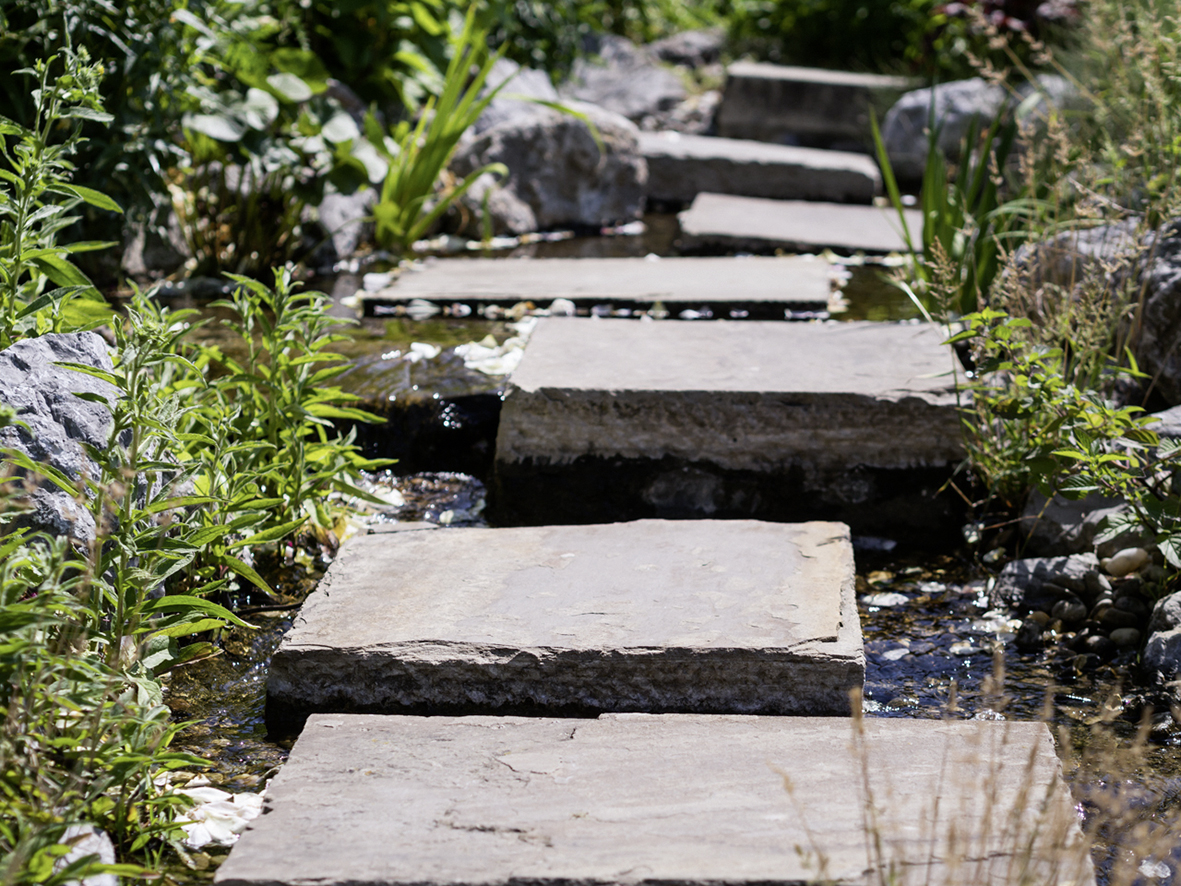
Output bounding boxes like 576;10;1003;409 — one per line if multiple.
265;534;863;725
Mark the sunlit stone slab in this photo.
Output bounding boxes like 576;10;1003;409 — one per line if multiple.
640;131;880;205
678;193;923;255
265;519;862;728
717;61;915;146
363;255;834;317
492;317;963;540
216;714;1093;886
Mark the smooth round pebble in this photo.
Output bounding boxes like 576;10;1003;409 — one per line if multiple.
1100;547;1150;577
1109;627;1142;648
1051;598;1087;625
1027;610;1050;627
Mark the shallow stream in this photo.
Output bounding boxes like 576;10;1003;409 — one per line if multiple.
161;220;1179;884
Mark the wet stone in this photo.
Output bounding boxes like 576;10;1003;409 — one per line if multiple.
639;131;880;205
215;714;1093;886
266;520;864;729
677;193;923;255
363;256;834;319
493;318;964;541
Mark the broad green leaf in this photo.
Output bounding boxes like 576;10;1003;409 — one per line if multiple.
183;112;246;143
267;72;313;103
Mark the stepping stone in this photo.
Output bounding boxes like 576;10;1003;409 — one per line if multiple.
265;519;863;731
492;318;963;542
678;192;923;255
362;255;834;319
639;131;880;205
717;61;916;146
215;714;1094;886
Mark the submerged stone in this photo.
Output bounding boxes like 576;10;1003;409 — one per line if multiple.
216;714;1093;886
266;519;862;730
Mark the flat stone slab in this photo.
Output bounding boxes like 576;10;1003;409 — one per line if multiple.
678;193;923;255
640;131;880;205
717;61;915;146
266;519;862;727
363;255;834;318
492;318;963;538
216;714;1093;886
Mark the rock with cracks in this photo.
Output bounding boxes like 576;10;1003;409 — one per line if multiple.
0;332;119;545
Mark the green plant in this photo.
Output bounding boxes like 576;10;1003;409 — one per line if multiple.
370;6;509;254
0;48;117;347
193;269;391;542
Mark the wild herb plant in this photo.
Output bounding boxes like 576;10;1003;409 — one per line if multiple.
0;48;118;347
195;269;390;543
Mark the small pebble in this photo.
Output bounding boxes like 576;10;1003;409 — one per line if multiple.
1027;610;1050;626
1098;607;1140;629
863;591;910;608
1101;547;1150;577
1081;634;1117;658
1016;618;1044;653
1109;627;1141;648
1051;598;1087;625
1084;569;1112;599
1114;595;1149;618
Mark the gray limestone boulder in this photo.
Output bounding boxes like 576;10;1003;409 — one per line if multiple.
882;78;1006;181
649;29;724;69
991;553;1100;612
559;35;686;125
0;332;119;545
1144;628;1181;681
473;58;561;135
1132;220;1181;405
311;188;376;267
1019;489;1146;558
882;75;1082;182
1009;221;1140;294
1149;591;1181;635
452;100;647;235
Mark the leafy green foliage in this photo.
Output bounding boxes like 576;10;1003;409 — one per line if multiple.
191;268;392;540
371;7;509;253
0;49;116;347
873;106;1031;319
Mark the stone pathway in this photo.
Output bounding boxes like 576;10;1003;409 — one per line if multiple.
217;59;1094;886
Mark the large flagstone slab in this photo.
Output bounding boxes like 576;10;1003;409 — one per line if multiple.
266;519;862;730
216;713;1093;886
362;255;835;318
491;318;964;541
717;61;915;146
678;193;923;255
640;131;880;205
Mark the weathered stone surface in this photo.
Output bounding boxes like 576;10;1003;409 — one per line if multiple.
882;78;1006;181
1019;489;1140;558
991;554;1100;612
0;332;119;544
364;255;834;316
471;59;561;137
716;61;914;146
559;35;685;125
498;318;959;471
121;206;189;280
313;188;375;266
216;714;1092;886
266;519;862;726
677;193;922;255
640;131;879;205
1010;221;1139;294
492;318;963;540
1145;628;1181;681
1133;220;1181;405
452;100;646;235
1149;591;1181;635
650;29;724;68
